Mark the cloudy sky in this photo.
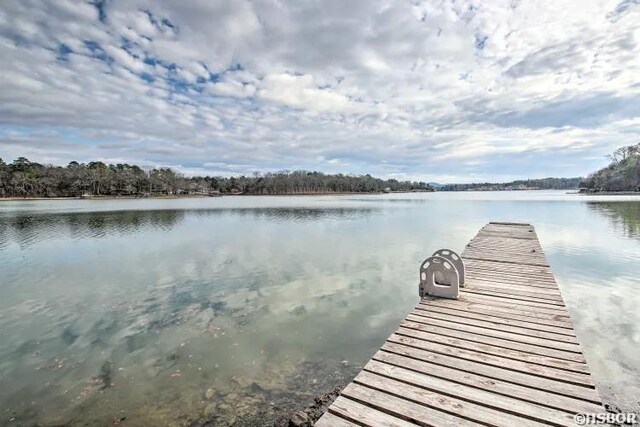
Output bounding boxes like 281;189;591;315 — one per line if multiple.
1;0;639;182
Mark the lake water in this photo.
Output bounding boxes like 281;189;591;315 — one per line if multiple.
1;192;639;426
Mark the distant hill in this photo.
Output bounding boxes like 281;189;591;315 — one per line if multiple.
580;143;640;192
439;177;582;192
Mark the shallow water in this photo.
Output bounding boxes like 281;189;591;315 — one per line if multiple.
0;192;639;425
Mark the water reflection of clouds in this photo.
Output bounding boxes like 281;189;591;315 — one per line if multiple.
0;204;411;424
559;275;640;410
538;202;640;411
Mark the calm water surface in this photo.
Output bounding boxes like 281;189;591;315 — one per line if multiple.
1;192;639;425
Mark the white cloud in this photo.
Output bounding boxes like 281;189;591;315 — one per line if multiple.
257;73;351;112
210;79;256;99
0;0;639;182
103;45;149;73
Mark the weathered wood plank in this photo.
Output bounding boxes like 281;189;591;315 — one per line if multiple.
464;246;548;257
470;236;541;244
404;315;581;353
483;227;537;235
464;254;549;267
327;396;417;427
419;299;575;329
469;239;541;247
341;384;479;426
401;319;586;362
395;326;588;373
464;258;553;272
464;264;555;277
482;225;537;233
466;272;557;285
466;266;556;278
485;223;535;230
461;288;566;306
468;243;543;252
381;342;600;403
468;250;545;258
464;275;560;291
458;292;572;315
415;304;576;336
486;222;535;228
467;241;543;251
465;275;559;290
314;411;361;427
364;360;578;426
463;270;555;283
372;351;603;414
465;273;561;295
461;284;564;301
354;370;551;427
474;231;539;240
387;334;592;386
409;309;578;343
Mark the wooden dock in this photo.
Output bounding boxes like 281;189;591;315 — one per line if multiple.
316;222;603;426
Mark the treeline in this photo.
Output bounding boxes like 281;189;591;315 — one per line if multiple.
0;157;433;198
580;144;640;192
440;177;582;191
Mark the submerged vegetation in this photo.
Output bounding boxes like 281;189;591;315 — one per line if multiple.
0;157;433;198
580;144;640;192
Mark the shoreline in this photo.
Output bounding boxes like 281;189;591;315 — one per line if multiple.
0;195;212;202
0;191;435;202
579;191;640;196
4;189;639;202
